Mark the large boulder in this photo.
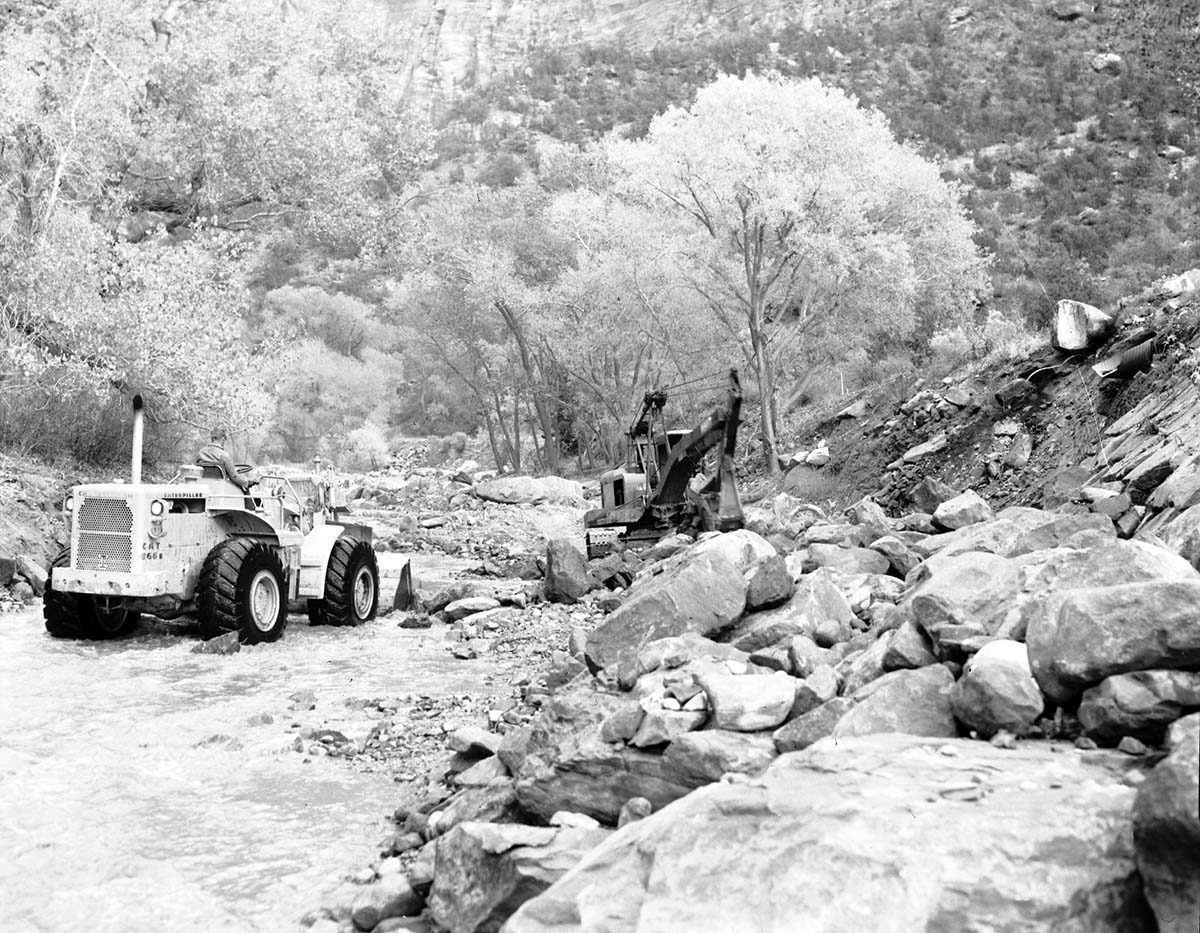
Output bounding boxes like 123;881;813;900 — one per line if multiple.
833;665;958;740
691;529;776;573
513;683;694;824
1026;580;1200;703
504;734;1150;933
949;639;1044;737
902;551;1022;650
428;822;608;933
697;670;798;732
543;539;590;604
585;551;746;670
474;476;583;505
1078;670;1200;744
1133;714;1200;933
743;554;795;611
659;731;778;789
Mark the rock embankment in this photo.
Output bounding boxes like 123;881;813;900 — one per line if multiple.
330;488;1200;933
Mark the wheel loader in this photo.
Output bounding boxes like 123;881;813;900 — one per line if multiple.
43;396;405;644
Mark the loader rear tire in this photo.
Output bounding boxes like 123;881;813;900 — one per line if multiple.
43;549;140;640
198;539;287;644
307;538;378;627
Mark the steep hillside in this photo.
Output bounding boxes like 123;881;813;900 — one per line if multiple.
793;274;1200;552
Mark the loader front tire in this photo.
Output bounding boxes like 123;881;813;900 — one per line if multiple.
44;549;140;640
307;538;378;627
198;540;287;644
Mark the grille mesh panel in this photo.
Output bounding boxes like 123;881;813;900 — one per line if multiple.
76;498;133;572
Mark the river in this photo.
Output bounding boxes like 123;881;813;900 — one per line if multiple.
0;554;496;932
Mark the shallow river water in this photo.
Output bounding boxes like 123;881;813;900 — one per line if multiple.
0;555;495;932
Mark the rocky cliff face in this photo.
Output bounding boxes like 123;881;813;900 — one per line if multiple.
380;0;803;103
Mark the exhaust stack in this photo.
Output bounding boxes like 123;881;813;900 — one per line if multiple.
132;395;144;485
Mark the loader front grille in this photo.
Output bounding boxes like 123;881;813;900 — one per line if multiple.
76;498;134;572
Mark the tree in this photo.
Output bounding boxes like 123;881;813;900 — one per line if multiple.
608;73;989;470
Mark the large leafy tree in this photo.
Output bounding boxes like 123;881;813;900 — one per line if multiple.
609;73;989;470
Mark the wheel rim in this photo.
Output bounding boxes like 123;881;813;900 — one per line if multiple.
95;605;131;635
352;564;375;620
248;569;281;632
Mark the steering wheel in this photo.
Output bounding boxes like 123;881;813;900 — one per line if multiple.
235;463;253;475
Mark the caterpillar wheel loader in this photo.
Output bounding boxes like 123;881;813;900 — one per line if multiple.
43;396;393;644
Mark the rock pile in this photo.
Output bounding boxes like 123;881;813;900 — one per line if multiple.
334;491;1200;932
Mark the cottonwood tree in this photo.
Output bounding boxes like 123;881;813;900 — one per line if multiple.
609;73;988;470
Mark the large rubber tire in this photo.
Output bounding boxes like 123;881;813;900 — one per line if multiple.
43;548;140;640
307;538;379;627
198;539;287;644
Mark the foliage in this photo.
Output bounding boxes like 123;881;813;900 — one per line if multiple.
608;74;988;469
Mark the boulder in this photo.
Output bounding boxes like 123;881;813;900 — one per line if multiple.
1006;511;1114;556
1133;714;1200;932
543;538;590;604
807;543;890;575
772;697;853;752
786;635;831;678
932;490;994;530
868;535;920;577
628;707;706;749
844;497;891;543
631;632;748;678
882;620;938;671
473;476;584;506
350;876;421;932
833;665;958;740
1078;671;1200;744
427;822;608;933
691;529;776;573
660;731;778;788
903;551;1022;651
448;726;502;757
1027;580;1200;703
788;664;839;717
949;640;1044;737
836;631;894;696
1053;299;1114;351
15;554;47;596
474;476;549;505
514;684;695;823
505;734;1149;933
908;476;958;514
743;554;795;611
698;670;798;732
585;551;746;671
803;522;866;548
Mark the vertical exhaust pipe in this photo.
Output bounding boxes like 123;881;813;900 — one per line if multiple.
132;394;144;484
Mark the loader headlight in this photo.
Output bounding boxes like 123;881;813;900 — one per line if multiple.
149;499;165;516
64;494;75;513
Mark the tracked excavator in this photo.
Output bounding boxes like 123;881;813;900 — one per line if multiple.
584;369;745;558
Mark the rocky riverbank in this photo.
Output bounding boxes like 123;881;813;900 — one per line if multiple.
308;474;1200;933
